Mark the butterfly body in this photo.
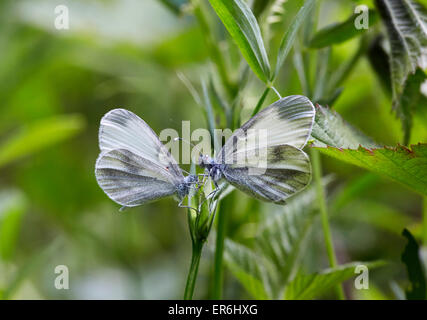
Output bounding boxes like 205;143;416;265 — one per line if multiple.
176;175;199;200
199;155;224;183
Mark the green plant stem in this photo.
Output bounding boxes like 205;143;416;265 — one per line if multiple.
212;195;230;299
423;196;427;246
251;87;270;116
184;240;204;300
310;148;345;299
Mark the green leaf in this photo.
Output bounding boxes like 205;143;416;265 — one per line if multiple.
293;41;311;96
0;190;27;260
208;79;231;128
256;183;325;293
375;0;427;99
273;0;315;79
0;114;85;168
401;228;427;299
284;261;385;299
353;284;391;300
308;10;378;48
375;0;427;138
313;48;331;101
398;69;427;144
367;36;393;94
315;143;427;196
225;181;331;299
310;104;378;149
224;239;275;299
208;0;271;82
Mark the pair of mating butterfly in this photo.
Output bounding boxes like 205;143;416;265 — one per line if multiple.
95;95;315;210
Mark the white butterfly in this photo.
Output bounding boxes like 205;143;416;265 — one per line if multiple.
95;109;197;209
199;95;315;204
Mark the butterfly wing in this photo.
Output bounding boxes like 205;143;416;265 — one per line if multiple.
216;95;315;203
221;145;311;204
95;149;179;207
98;108;184;183
217;95;315;162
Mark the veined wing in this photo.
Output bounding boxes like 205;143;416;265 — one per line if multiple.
218;95;314;162
221;145;311;204
99;108;183;183
95;148;179;207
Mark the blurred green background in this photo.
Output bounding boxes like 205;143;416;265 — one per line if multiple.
0;0;425;299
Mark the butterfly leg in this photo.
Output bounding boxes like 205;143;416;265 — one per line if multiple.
178;199;199;213
197;173;209;183
206;187;220;201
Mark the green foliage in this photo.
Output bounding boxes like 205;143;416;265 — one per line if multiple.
315;144;427;196
375;0;427;142
208;0;271;82
0;114;85;168
375;0;427;99
255;184;320;289
0;190;27;261
224;239;273;299
284;262;385;300
224;185;320;299
367;36;393;94
309;10;378;48
201;80;217;148
311;104;378;149
187;174;218;246
401;228;427;299
251;0;272;18
2;240;61;300
0;0;426;300
398;69;427;144
224;183;385;299
273;0;315;79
